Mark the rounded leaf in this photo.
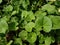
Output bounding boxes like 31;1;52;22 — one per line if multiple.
27;32;37;43
0;19;8;33
25;22;35;32
43;16;52;32
19;30;28;40
3;5;13;12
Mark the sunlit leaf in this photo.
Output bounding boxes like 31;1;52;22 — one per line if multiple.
27;32;37;43
25;22;35;32
43;16;52;32
0;18;8;33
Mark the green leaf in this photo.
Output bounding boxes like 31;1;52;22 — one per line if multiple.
19;30;28;40
48;15;60;29
42;4;56;14
35;11;46;31
8;22;18;30
7;40;13;45
27;32;37;43
51;37;55;43
25;22;35;32
34;31;40;35
35;17;43;31
35;11;46;17
0;0;2;4
39;34;45;43
3;5;13;12
14;38;22;45
9;17;18;30
25;11;35;21
10;17;18;22
45;37;52;45
43;16;52;32
55;0;60;6
22;11;28;18
0;18;8;33
22;11;35;21
11;11;17;15
0;37;6;45
12;0;20;5
20;0;29;9
1;16;10;22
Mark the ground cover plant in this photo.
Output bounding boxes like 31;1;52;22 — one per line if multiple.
0;0;60;45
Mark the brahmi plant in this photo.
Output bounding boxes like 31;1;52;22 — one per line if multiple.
0;0;60;45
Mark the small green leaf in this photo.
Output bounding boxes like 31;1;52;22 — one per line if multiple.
35;11;46;17
55;0;60;7
27;32;37;43
22;11;28;18
0;0;2;4
35;17;43;31
3;5;13;12
42;4;56;14
20;0;29;9
25;11;35;21
22;11;35;21
0;37;6;45
8;22;18;30
11;11;17;15
35;11;46;31
19;30;28;40
8;17;18;30
14;38;22;45
45;37;52;45
43;16;52;32
39;34;45;43
48;15;60;29
34;31;40;35
25;22;35;32
35;14;45;31
0;18;8;33
7;40;13;45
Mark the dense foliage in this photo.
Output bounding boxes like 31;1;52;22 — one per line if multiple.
0;0;60;45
